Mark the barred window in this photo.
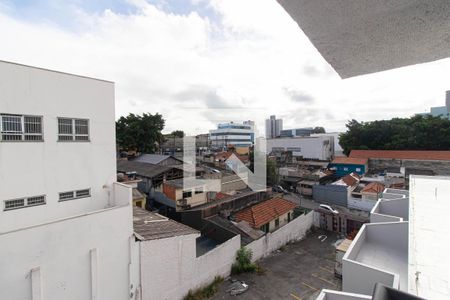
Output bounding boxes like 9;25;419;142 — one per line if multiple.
4;199;25;210
59;191;74;201
4;194;46;211
59;188;90;202
0;114;43;141
27;195;46;206
58;118;89;141
75;189;90;198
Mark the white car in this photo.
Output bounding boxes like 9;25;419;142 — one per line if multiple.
319;204;339;214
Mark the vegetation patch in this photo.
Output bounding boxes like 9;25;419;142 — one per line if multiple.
231;247;257;274
184;276;224;300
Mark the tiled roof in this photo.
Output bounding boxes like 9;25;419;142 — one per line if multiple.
132;154;183;165
331;157;368;165
361;182;385;194
235;198;298;228
133;207;198;240
342;172;360;186
349;150;450;161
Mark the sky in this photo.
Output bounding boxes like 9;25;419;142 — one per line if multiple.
1;0;450;135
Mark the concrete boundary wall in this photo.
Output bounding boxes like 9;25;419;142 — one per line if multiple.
247;211;314;262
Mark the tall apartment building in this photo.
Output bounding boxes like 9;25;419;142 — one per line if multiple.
265;115;283;138
417;90;450;120
209;120;254;149
0;61;137;300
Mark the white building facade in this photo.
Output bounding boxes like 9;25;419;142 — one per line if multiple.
209;120;254;149
266;136;334;161
0;61;137;300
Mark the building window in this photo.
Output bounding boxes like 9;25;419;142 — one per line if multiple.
260;223;269;233
194;187;204;194
58;118;89;141
0;114;43;141
59;188;90;201
275;218;280;227
343;167;349;171
4;195;46;211
356;168;361;172
182;191;192;198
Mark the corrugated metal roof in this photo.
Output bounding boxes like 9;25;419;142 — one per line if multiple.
117;160;174;178
133;207;198;241
132;154;182;165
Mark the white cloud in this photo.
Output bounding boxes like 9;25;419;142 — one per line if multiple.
0;0;449;135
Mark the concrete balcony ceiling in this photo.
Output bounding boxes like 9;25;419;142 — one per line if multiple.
277;0;450;78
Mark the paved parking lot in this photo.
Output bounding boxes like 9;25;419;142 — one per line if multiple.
213;229;342;300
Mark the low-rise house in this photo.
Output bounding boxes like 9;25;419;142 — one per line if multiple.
328;157;368;176
162;178;208;210
234;198;298;233
361;182;385;201
117;173;147;208
132;153;183;166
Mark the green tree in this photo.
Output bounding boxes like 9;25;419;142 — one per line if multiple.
116;113;165;153
266;159;278;186
313;126;326;134
170;130;185;138
339;115;450;155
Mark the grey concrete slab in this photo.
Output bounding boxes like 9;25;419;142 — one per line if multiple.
277;0;450;78
213;229;342;300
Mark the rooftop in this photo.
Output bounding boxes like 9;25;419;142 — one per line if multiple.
133;207;198;240
408;175;450;299
132;154;183;165
361;182;385;194
234;197;297;228
349;150;450;161
117;160;177;178
331;157;368;165
277;0;450;78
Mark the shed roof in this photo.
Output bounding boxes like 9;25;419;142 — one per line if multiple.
361;182;385;194
331;157;368;165
235;198;297;228
133;207;198;241
132;154;183;165
117;160;174;178
349;150;450;161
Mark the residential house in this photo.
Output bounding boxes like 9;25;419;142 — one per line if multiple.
234;198;298;233
361;182;385;202
162;178;208;211
0;61;136;300
132;153;183;166
328;157;368;176
117;173;147;208
117;160;183;195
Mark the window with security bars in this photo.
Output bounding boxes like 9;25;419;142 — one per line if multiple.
4;195;46;211
0;114;43;141
58;118;89;141
59;188;90;201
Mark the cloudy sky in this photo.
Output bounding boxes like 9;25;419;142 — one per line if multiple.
1;0;450;135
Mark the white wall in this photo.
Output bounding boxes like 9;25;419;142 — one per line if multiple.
266;136;333;160
0;61;116;231
247;211;314;262
139;234;240;300
0;204;134;300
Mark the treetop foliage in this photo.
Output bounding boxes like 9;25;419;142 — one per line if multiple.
116;113;165;153
339;115;450;155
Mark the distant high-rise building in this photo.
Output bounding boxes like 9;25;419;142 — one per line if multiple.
417;90;450;120
209;120;254;149
265;115;283;138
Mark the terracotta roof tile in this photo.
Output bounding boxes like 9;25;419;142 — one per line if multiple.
331;157;368;165
361;182;385;194
350;150;450;161
235;198;298;228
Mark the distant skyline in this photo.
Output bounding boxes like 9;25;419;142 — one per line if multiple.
1;0;450;134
